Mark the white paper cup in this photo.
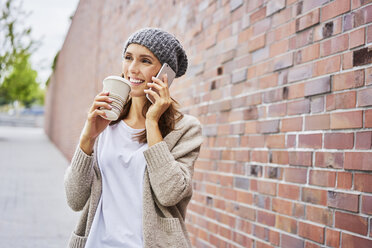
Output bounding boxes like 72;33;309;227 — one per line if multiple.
101;76;131;121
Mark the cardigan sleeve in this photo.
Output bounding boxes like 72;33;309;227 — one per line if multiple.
64;145;95;211
143;116;203;207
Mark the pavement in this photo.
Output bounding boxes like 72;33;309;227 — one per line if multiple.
0;126;79;248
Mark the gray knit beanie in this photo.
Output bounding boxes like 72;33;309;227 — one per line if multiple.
123;28;188;78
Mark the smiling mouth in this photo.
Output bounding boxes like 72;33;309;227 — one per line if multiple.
129;77;145;85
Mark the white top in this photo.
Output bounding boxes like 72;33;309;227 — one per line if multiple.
85;121;148;248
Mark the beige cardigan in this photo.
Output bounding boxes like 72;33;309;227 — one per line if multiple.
64;114;203;248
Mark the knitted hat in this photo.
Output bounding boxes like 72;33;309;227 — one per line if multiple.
123;28;188;78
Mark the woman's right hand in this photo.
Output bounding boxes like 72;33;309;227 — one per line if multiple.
79;91;112;155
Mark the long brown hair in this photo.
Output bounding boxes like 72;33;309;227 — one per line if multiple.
110;96;183;144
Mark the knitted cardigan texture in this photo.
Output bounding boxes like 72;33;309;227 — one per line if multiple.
64;114;203;248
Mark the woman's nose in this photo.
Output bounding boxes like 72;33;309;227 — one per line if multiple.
128;61;140;74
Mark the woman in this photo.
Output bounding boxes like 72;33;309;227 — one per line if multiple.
64;28;203;248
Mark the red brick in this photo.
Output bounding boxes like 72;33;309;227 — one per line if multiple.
342;51;353;69
368;24;372;43
296;8;320;32
299;222;324;244
326;91;356;110
324;132;354;149
306;205;333;226
337;171;352;189
287;83;305;99
250;7;267;24
332;69;364;91
291;28;313;49
251;150;268;163
241;135;265;148
281;234;304;247
237;190;253;205
260;73;278;90
293;203;305;218
297;43;320;64
275;21;296;41
315;152;343;169
310;96;324;113
320;34;349;57
235;205;256;221
258;120;280;133
289;151;312;166
341;233;372;248
299;133;322;148
354;173;372;193
272;198;293;216
287;134;296;148
356;131;372;149
245;121;258;134
302;187;327;205
310;170;336;187
285;167;307;184
335;211;368;235
350;27;365;48
287;99;310;115
321;0;351;21
326;229;340;248
238;27;253;44
352;0;372;9
281;117;303;132
288;63;313;83
270;39;289;57
275;215;297;234
327;191;359;212
269;229;280;246
353;4;372;28
366;66;372;85
258;241;275;248
330;111;363;129
273;52;294;71
361;195;372;215
313;55;341;76
257;180;277;196
305;241;321;248
302;0;328;13
304;76;331;97
249;34;266;52
266;134;285;149
278;183;300;200
345;152;372;171
271;151;289;165
358;87;372;107
305;114;330;130
366;109;372;128
257;210;275;227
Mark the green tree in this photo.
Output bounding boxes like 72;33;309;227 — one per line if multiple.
0;0;42;107
1;52;42;107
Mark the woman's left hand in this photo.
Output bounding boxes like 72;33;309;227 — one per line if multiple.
144;74;172;122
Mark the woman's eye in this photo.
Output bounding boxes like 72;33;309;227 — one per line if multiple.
124;55;132;60
142;59;152;64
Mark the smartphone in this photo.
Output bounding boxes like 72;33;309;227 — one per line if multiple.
146;63;176;104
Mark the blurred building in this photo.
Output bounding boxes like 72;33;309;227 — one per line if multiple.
45;0;372;247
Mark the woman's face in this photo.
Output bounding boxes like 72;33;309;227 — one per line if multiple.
122;44;162;98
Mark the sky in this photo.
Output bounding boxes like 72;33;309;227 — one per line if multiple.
21;0;80;87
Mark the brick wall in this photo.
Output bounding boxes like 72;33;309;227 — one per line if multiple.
45;0;372;247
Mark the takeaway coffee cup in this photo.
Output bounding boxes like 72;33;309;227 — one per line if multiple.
101;76;131;121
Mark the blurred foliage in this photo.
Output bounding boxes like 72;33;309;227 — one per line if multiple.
0;0;43;107
1;52;44;107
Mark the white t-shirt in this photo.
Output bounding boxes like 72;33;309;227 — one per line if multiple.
85;121;148;248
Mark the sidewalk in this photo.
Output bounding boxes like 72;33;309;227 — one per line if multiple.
0;126;79;248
